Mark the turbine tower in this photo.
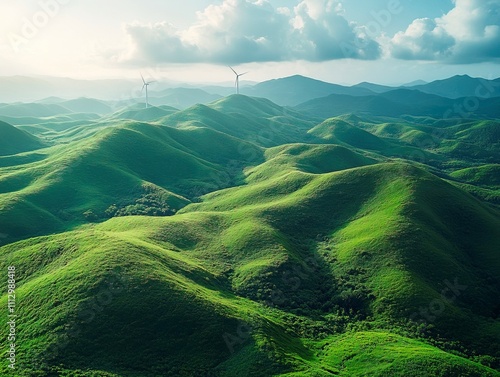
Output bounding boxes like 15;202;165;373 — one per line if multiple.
229;66;247;95
141;74;155;108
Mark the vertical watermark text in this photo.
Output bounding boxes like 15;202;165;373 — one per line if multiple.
6;266;17;370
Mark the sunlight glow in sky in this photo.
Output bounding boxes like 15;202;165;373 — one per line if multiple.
1;0;499;85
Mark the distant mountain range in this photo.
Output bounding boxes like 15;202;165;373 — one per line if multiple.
411;75;500;99
247;75;375;105
1;74;499;108
249;74;500;105
295;89;500;119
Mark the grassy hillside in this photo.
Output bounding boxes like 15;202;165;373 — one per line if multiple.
109;104;179;122
308;118;387;150
164;95;319;147
451;164;500;187
327;116;500;171
0;228;274;376
0;112;100;129
1;161;499;376
0;94;499;376
0;102;73;117
59;98;113;114
183;161;500;362
308;117;446;168
449;120;500;160
0;121;47;156
316;331;499;376
0;121;263;244
245;143;377;182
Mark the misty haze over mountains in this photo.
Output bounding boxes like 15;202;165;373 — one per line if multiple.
0;75;500;102
1;74;499;106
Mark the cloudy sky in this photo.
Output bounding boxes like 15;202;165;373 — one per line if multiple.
1;0;499;85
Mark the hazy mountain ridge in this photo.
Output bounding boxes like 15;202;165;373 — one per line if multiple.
2;74;499;106
295;90;500;119
410;75;500;99
248;75;376;105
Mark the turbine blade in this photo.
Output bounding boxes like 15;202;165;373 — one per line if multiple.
239;72;248;77
228;66;238;75
141;74;146;84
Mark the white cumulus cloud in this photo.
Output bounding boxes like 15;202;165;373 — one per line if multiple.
390;0;500;63
119;0;381;65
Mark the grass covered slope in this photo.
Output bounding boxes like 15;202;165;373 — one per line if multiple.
0;94;499;376
1;160;499;376
323;115;499;171
307;116;445;167
317;331;499;377
451;164;500;186
163;95;320;147
308;118;387;150
245;143;377;182
182;162;500;360
0;229;276;376
0;121;46;156
108;104;179;122
0;121;263;244
0;102;73;117
172;160;498;337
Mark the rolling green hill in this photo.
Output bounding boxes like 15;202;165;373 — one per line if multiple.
1;161;499;376
0;93;499;376
0;121;47;156
455;120;500;151
0;112;100;129
245;143;377;182
0;102;73;117
109;104;179;122
450;164;500;186
307;117;446;169
0;121;263;244
308;118;387;150
163;95;319;147
59;98;113;114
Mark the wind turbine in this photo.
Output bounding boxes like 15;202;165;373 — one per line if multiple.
229;66;247;95
141;74;155;108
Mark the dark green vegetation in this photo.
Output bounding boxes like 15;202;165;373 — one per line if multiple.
296;90;500;119
0;78;499;376
409;75;500;99
0;121;46;156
